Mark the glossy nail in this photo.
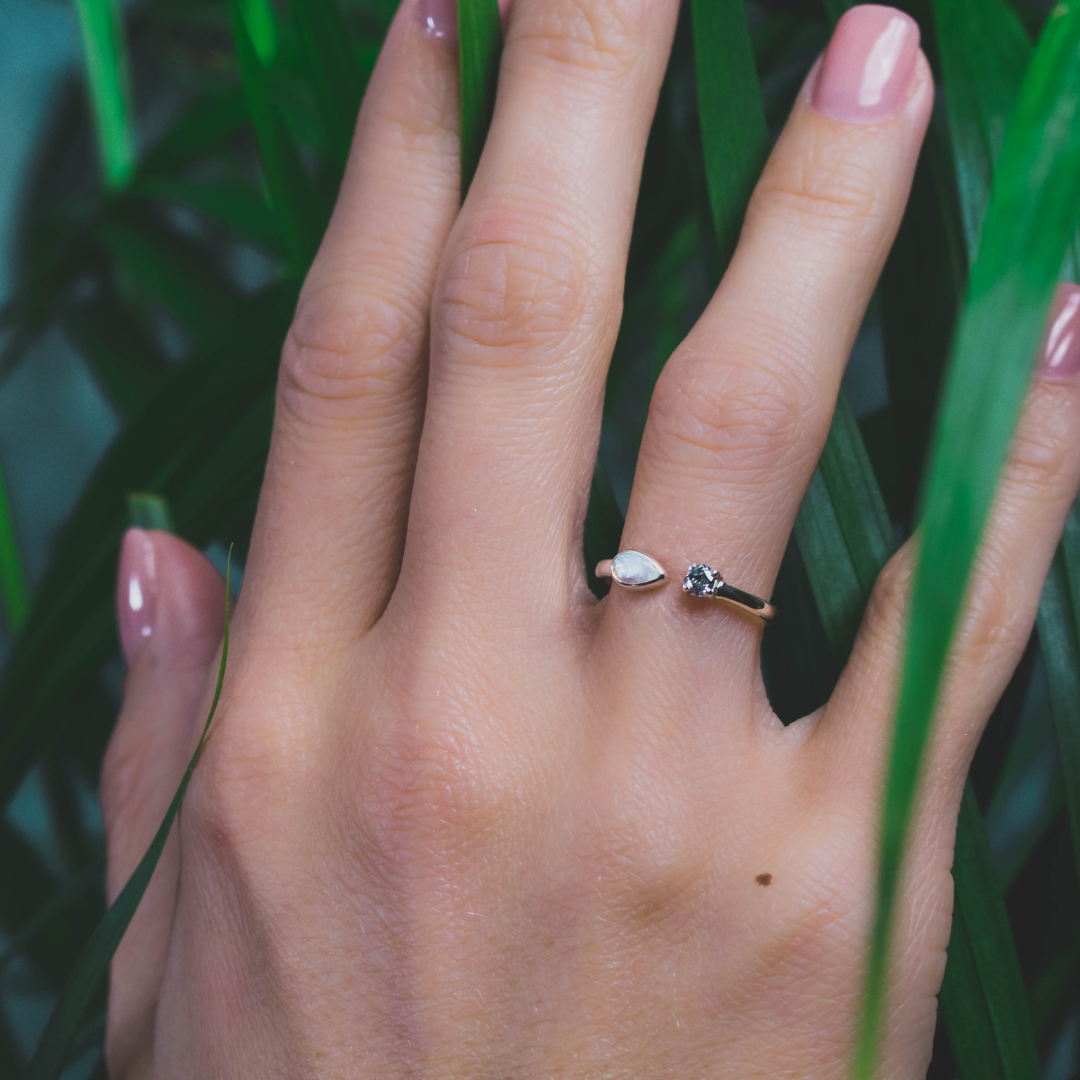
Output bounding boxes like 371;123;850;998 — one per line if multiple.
1038;284;1080;381
117;528;157;665
812;5;919;123
420;0;457;42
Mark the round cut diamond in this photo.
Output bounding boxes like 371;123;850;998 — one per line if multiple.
611;550;664;587
683;564;721;597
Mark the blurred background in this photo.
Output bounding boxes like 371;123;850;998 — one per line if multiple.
0;0;1076;1076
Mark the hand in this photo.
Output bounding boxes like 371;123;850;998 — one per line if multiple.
100;2;1080;1077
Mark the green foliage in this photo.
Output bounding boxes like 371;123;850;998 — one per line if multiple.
857;4;1080;1076
458;0;503;194
72;0;135;189
2;0;1080;1075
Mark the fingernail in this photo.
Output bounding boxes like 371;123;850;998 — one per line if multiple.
1038;284;1080;380
420;0;457;42
812;5;920;123
117;528;157;665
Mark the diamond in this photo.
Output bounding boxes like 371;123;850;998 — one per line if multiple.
683;564;721;597
611;550;665;588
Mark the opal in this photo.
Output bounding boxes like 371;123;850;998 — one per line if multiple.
611;550;665;588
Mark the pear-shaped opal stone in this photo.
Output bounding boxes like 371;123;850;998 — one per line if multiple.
611;550;665;588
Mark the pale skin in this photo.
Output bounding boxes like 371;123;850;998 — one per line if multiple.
100;1;1080;1077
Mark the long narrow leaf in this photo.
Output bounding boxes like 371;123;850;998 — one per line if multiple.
1043;506;1080;875
458;0;503;195
291;0;364;171
24;557;232;1080
227;0;325;265
856;8;1080;1076
935;0;1032;256
72;0;135;189
691;0;768;269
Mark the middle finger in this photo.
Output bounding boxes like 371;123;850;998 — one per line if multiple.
400;0;680;622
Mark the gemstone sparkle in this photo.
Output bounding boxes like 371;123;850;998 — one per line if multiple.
683;564;722;597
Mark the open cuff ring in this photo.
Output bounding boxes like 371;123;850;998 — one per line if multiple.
595;550;776;622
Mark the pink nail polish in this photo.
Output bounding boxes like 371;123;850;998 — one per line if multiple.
1038;284;1080;381
812;5;920;123
419;0;457;42
117;528;157;665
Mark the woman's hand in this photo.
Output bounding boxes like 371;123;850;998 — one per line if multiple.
100;2;1080;1076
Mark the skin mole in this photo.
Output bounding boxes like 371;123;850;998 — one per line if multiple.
755;873;772;887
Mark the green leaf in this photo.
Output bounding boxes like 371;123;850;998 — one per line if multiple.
936;0;1032;256
139;88;250;174
291;0;365;171
61;294;167;420
24;556;232;1080
228;0;325;265
691;0;769;270
941;786;1041;1080
239;0;279;66
128;177;290;257
817;395;893;596
855;7;1080;1076
1042;505;1080;877
126;493;175;533
0;459;29;633
94;210;240;344
458;0;503;195
0;282;293;811
792;469;865;659
583;463;625;595
72;0;135;189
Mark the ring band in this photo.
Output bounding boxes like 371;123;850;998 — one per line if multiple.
595;551;775;621
682;564;775;621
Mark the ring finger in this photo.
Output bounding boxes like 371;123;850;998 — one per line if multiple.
605;5;934;717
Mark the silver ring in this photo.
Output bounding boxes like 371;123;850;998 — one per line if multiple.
595;551;775;621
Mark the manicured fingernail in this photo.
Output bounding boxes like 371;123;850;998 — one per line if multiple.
420;0;457;41
1038;284;1080;380
117;528;157;665
812;5;919;123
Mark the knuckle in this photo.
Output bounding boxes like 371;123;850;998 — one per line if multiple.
513;0;643;83
278;279;424;431
1001;415;1070;493
864;547;912;630
348;664;527;881
184;704;303;869
747;137;886;253
648;358;804;481
437;207;598;363
954;552;1025;670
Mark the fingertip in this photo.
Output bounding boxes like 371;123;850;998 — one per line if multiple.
117;528;226;674
1036;282;1080;381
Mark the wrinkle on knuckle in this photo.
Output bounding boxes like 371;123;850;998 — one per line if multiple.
437;209;597;363
748;139;885;252
513;0;643;82
954;561;1023;670
648;359;804;481
1001;419;1070;494
866;549;912;630
279;281;424;430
